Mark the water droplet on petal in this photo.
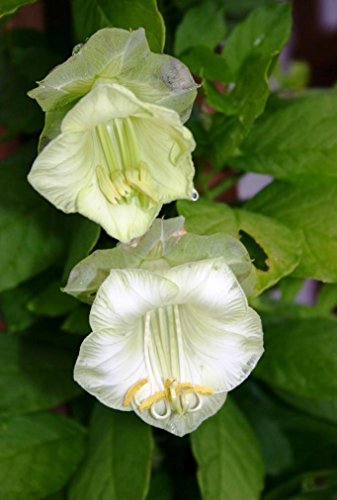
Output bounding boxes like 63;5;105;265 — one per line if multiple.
191;189;199;201
72;43;83;55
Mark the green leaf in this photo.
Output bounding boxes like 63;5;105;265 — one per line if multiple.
0;0;37;18
235;208;302;293
255;316;337;399
276;390;337;426
236;381;337;478
0;274;47;333
177;199;301;294
0;335;80;417
224;3;291;73
62;216;100;284
177;198;238;235
191;399;264;500
233;91;337;180
181;46;233;82
278;277;305;304
69;404;153;500
208;3;291;165
174;1;225;55
223;0;276;18
264;470;337;499
71;0;165;53
317;284;337;314
62;305;91;335
0;29;59;138
0;144;67;292
0;412;85;499
27;280;78;317
246;179;337;282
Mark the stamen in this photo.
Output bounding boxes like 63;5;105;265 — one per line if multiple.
96;124;120;170
193;384;214;396
176;382;214;396
96;165;120;204
125;163;158;202
123;378;148;407
139;390;167;412
110;171;132;198
150;400;171;420
187;393;203;413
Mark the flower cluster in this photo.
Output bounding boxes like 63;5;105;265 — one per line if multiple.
28;29;264;436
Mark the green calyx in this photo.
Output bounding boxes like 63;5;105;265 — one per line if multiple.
63;217;256;304
28;28;198;151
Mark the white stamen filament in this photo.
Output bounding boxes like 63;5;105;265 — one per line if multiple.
124;305;215;420
95;119;154;206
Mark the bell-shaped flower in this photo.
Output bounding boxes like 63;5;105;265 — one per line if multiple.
28;82;196;242
74;257;263;436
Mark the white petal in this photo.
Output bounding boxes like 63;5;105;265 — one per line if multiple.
28;131;94;213
130;113;195;202
165;258;249;322
89;268;178;331
74;325;147;411
76;181;161;242
62;83;147;133
133;391;227;437
179;304;263;392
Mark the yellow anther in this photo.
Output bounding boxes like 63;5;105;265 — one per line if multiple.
123;378;148;407
192;384;214;396
125;163;159;202
110;171;132;198
176;382;214;396
139;390;167;412
96;165;120;204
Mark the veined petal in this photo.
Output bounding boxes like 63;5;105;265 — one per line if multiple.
74;325;147;411
131;113;195;202
178;305;263;392
28;83;196;241
76;182;161;243
63;82;195;202
133;391;227;437
89;268;178;331
62;83;148;133
28;131;94;213
165;258;249;321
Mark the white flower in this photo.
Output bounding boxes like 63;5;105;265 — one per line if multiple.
28;82;195;242
74;257;263;436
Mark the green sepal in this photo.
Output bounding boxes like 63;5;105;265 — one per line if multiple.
64;217;255;303
28;28;197;150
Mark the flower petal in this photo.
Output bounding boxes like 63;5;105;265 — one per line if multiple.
28;131;94;213
76;182;161;243
75;270;179;411
133;391;227;437
89;268;178;331
63;82;195;203
62;83;147;132
74;325;147;411
131;114;195;202
178;303;263;392
165;257;249;322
